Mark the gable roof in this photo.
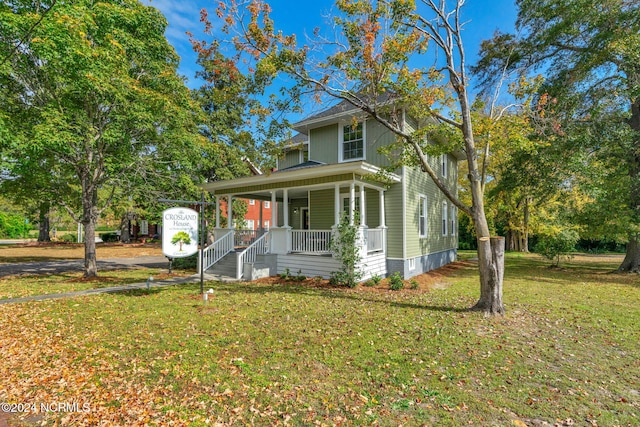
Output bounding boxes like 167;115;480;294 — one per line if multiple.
277;160;325;172
293;92;398;132
282;132;309;149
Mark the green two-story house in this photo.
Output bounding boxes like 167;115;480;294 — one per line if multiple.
201;99;460;281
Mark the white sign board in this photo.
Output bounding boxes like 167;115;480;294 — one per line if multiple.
162;207;199;258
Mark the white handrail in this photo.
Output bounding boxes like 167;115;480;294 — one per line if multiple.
291;230;332;254
236;231;271;279
202;230;234;271
234;229;265;247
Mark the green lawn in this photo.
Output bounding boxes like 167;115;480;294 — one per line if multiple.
1;253;638;426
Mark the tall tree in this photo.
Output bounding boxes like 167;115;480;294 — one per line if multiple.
475;0;640;272
0;0;200;276
206;0;506;314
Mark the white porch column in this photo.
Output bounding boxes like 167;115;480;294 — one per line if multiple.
349;183;355;225
334;184;341;226
271;191;277;227
379;190;385;227
215;196;220;228
227;195;233;229
359;184;366;226
283;189;289;227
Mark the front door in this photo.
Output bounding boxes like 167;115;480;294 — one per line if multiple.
301;208;310;230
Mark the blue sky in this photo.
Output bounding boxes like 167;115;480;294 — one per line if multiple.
145;0;518;89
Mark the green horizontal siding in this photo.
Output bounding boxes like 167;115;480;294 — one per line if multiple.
384;181;404;259
278;150;301;170
309;189;334;230
404;158;458;259
309;124;338;164
365;119;396;168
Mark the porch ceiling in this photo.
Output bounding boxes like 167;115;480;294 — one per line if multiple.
201;161;400;196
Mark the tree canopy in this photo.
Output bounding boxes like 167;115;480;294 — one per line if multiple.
0;0;202;276
474;0;640;271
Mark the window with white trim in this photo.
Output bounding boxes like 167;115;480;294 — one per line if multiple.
249;199;255;205
341;194;361;216
442;201;448;236
263;220;270;230
140;220;149;235
409;258;416;271
419;195;427;237
246;219;255;230
450;205;456;236
264;201;270;208
341;122;364;161
441;154;448;178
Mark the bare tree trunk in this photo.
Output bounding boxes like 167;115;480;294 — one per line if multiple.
467;179;505;315
618;233;640;273
81;177;98;278
471;221;506;314
619;98;640;272
522;196;530;252
506;229;515;251
473;236;505;314
120;211;138;243
120;212;133;243
37;202;50;242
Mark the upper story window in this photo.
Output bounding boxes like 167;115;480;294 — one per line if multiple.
341;122;365;162
441;154;448;178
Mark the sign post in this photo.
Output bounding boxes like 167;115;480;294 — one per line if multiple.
159;193;215;294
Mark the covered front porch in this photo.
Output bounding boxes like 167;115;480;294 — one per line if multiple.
201;161;400;280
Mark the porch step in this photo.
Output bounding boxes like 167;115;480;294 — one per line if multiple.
205;251;238;278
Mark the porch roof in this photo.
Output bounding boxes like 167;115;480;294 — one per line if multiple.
201;160;400;196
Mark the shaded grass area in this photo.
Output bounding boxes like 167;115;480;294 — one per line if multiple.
0;253;639;426
0;269;184;300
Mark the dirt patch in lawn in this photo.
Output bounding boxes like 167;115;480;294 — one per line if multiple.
0;242;163;262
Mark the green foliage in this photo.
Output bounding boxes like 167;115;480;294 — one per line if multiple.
388;271;404;291
365;274;382;287
279;268;291;280
0;212;30;238
60;234;77;243
100;232;119;243
476;0;640;270
409;279;419;290
0;0;202;276
329;213;363;288
171;254;197;271
535;229;579;267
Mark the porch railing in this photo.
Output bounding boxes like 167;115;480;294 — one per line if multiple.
367;228;385;253
237;231;271;279
291;230;332;254
202;230;234;271
234;229;265;248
